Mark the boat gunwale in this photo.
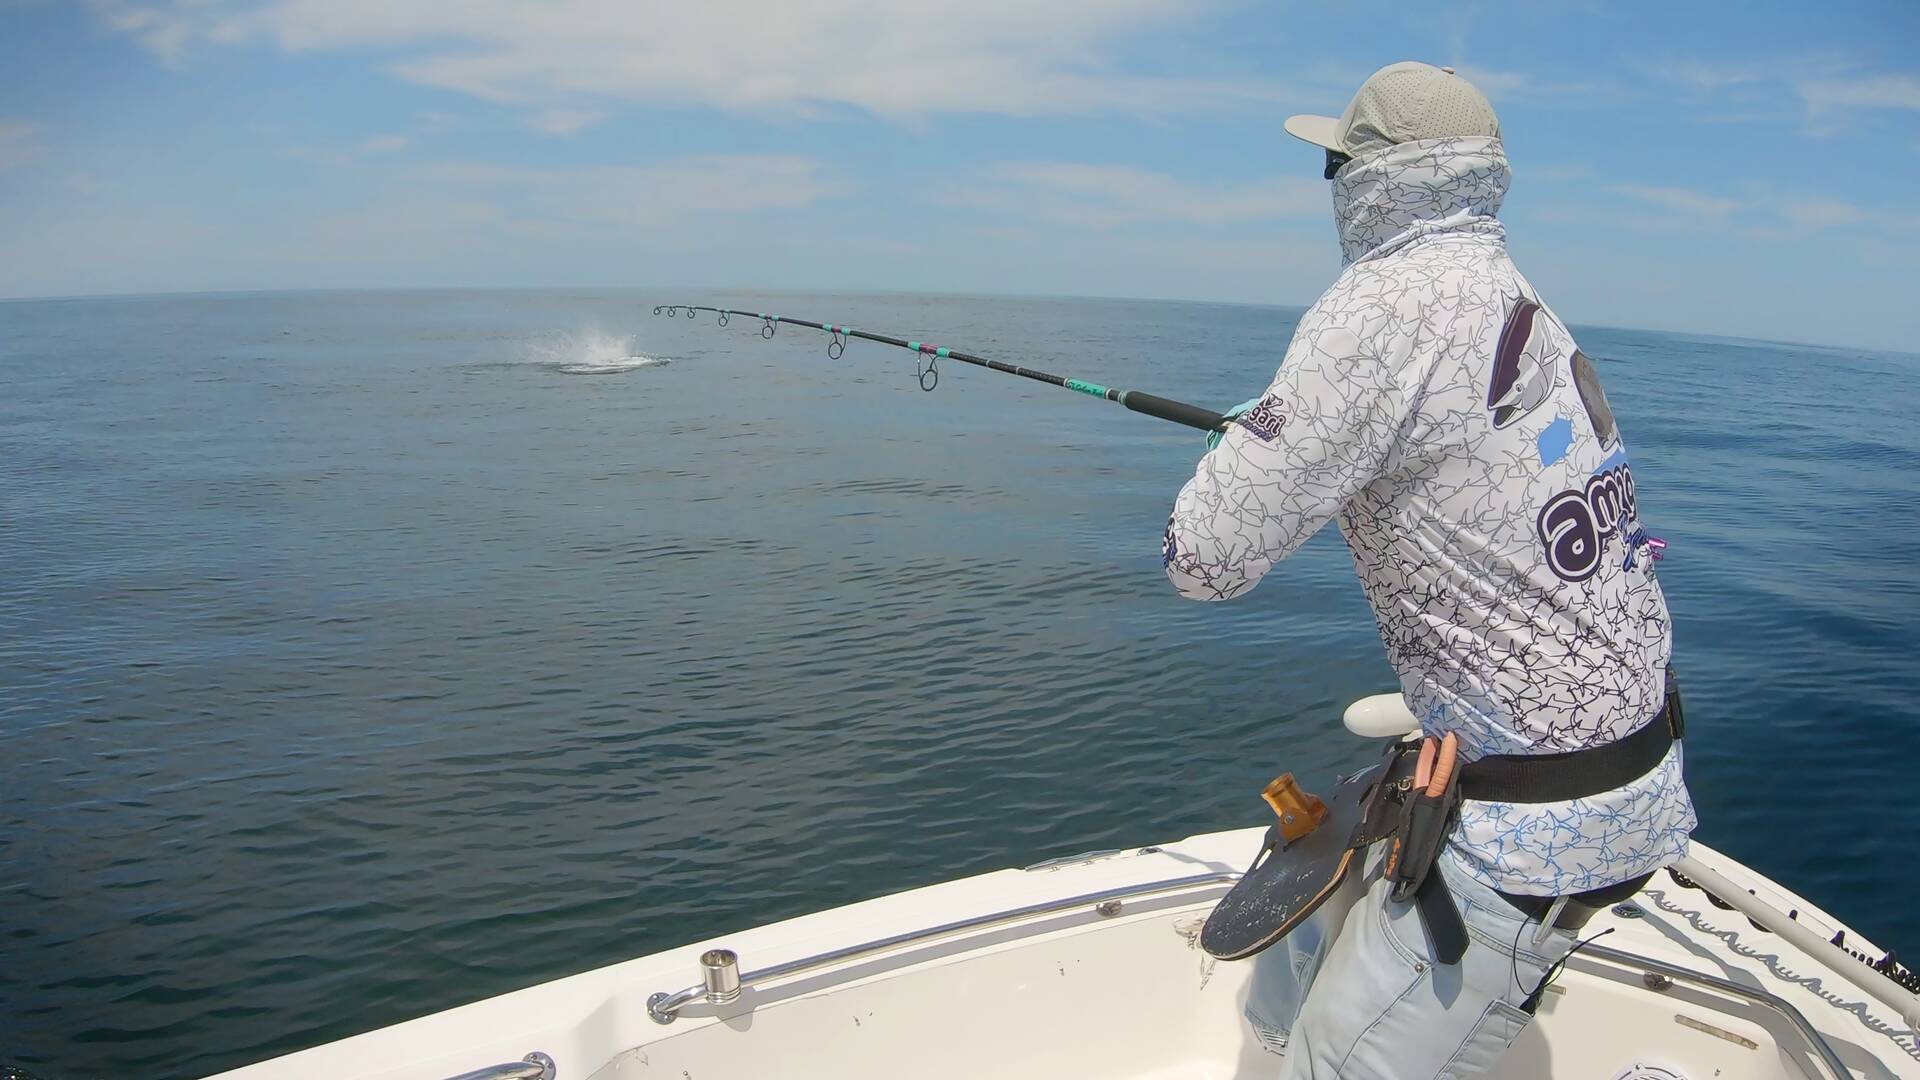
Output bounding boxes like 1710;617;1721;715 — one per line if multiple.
644;869;1239;1023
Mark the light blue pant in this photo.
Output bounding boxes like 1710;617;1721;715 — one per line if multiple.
1244;847;1577;1079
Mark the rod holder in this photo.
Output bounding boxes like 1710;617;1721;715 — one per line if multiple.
701;948;742;1005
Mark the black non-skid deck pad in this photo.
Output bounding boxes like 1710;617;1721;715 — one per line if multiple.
1200;763;1387;961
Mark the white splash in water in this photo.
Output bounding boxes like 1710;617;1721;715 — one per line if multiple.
526;329;672;375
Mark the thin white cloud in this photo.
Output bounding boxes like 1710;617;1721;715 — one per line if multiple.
1800;73;1920;113
0;122;46;172
415;154;845;226
85;0;1307;119
1778;198;1866;230
414;111;464;131
359;133;409;153
86;0;200;64
1643;54;1920;137
1611;184;1741;220
1453;66;1530;99
3;152;848;298
1607;185;1879;236
527;109;603;136
1448;65;1623;106
940;161;1326;229
1528;163;1592;183
1653;57;1777;92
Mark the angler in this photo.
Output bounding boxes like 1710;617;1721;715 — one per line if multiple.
1166;62;1695;1078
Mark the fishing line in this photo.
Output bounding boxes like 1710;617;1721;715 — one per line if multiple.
652;304;1231;434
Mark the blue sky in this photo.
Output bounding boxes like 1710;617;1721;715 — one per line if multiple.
3;0;1917;350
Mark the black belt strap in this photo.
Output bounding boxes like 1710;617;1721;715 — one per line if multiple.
1415;873;1469;964
1457;673;1684;805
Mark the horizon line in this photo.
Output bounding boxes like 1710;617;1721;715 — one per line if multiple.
2;283;1911;361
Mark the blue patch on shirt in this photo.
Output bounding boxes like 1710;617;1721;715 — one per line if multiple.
1536;415;1574;467
1593;447;1630;475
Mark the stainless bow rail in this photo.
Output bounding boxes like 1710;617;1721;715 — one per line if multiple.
1581;945;1850;1080
1672;853;1920;1030
442;1051;555;1080
646;870;1238;1024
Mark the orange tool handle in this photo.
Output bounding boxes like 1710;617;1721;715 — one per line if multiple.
1425;733;1459;797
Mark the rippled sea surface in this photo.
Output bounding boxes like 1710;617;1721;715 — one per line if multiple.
3;290;1916;1079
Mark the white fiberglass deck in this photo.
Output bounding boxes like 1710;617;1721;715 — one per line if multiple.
211;827;1918;1080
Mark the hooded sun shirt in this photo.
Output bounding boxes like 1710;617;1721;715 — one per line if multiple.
1164;136;1696;896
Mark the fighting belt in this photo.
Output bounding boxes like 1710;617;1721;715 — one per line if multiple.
1200;672;1685;964
1201;740;1456;961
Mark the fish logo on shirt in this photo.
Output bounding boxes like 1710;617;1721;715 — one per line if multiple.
1487;299;1561;429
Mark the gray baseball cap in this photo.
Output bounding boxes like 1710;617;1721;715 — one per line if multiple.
1286;62;1500;158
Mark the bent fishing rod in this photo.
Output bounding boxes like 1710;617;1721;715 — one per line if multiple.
652;304;1229;434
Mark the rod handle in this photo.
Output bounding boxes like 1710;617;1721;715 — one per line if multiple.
1119;392;1230;433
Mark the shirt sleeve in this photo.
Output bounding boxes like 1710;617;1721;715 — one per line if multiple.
1163;319;1408;601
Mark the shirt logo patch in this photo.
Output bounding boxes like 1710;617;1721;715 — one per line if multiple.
1570;349;1619;449
1536;458;1641;583
1537;415;1574;467
1234;399;1287;442
1488;299;1561;429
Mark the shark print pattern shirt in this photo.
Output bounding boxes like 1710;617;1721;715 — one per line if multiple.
1164;136;1696;896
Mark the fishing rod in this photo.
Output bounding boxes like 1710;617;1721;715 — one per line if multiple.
652;304;1230;434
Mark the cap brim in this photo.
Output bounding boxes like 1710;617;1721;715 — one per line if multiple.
1284;114;1344;152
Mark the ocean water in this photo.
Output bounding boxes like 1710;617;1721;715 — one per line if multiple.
1;289;1915;1079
